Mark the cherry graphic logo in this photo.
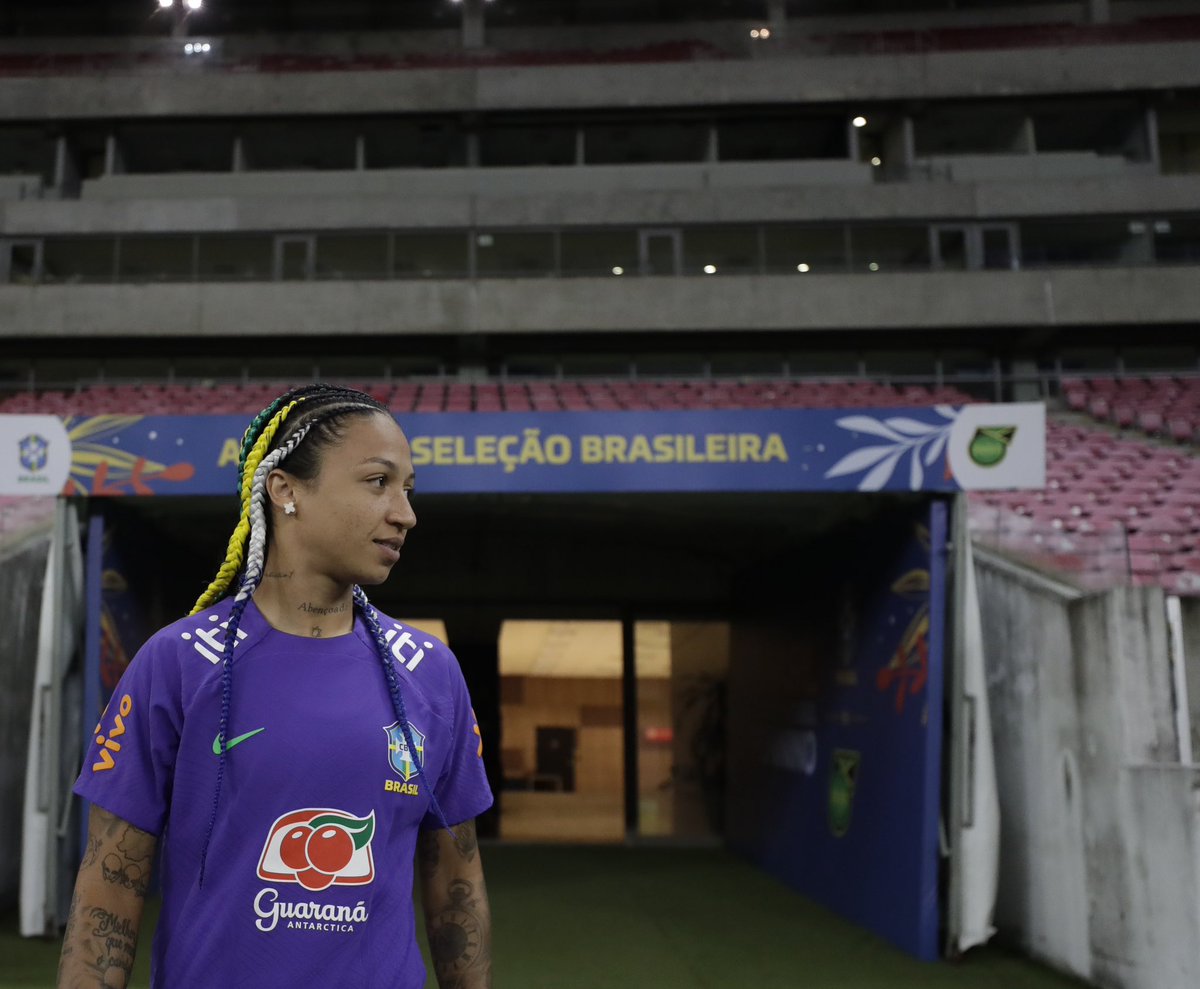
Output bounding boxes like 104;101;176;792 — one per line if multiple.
257;808;376;890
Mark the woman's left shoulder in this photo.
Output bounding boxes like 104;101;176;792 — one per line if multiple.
368;612;458;674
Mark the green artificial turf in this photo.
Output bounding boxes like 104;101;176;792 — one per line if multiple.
3;845;1088;989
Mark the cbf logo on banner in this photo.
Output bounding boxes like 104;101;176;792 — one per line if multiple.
0;415;72;495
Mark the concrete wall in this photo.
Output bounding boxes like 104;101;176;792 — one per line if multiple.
975;549;1200;988
1;266;1195;339
0;537;50;908
5;172;1196;232
1;42;1198;121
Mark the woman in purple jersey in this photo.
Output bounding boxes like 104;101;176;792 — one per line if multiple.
59;384;494;988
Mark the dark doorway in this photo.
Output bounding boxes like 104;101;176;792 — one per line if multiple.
535;726;577;793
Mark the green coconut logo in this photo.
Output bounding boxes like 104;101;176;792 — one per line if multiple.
968;426;1017;467
828;749;860;838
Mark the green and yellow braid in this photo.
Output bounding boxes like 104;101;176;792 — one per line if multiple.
189;397;305;616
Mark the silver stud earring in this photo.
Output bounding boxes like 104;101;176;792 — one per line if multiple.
284;501;296;516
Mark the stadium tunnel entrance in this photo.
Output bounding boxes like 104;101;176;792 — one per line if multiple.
92;488;948;957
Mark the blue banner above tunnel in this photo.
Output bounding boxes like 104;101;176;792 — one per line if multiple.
3;404;1043;496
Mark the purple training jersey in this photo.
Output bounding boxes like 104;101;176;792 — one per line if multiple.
74;596;493;989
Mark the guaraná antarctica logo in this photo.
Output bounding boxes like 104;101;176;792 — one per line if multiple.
18;433;49;475
257;807;376;891
828;749;861;838
967;426;1017;468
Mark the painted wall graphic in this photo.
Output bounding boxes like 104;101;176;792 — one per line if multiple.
732;502;948;961
0;405;1044;497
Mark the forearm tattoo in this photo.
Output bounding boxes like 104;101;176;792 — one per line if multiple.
59;814;153;989
84;907;138;987
428;878;491;989
418;820;491;988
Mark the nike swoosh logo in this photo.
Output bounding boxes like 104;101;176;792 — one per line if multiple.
212;727;265;755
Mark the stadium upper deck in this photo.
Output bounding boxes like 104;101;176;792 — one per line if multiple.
0;0;1196;377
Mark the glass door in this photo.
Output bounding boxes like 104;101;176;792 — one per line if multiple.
980;223;1020;270
635;620;729;840
496;619;625;842
274;235;315;280
638;229;682;276
0;239;43;284
931;225;970;271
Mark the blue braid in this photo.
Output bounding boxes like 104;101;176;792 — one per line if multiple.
198;591;253;887
353;585;455;837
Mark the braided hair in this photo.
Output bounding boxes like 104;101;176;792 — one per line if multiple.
194;383;452;887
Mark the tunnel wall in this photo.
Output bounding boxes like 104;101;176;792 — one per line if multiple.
726;502;946;960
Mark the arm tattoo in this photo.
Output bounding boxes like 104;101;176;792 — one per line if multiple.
452;820;478;864
428;879;491;989
84;907;137;986
101;823;153;896
417;820;477;881
81;833;102;869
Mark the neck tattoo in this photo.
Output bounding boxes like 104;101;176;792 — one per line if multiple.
311;626;323;637
265;570;293;579
297;601;348;616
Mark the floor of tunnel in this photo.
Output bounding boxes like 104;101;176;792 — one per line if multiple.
6;845;1088;989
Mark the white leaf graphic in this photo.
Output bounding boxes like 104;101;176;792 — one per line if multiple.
859;450;904;491
825;444;898;479
924;431;949;466
909;448;924;489
935;405;959;420
834;415;903;441
885;417;937;436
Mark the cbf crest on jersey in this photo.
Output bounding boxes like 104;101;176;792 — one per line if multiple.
384;722;425;782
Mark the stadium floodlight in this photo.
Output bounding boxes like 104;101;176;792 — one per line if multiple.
868;262;880;271
797;263;810;273
157;0;173;7
852;116;868;128
870;156;882;166
612;266;624;276
185;0;202;9
703;264;717;275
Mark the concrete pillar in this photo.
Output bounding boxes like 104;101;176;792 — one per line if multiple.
52;136;80;197
1144;107;1161;169
847;120;861;162
461;0;485;49
705;123;719;163
103;134;124;176
232;137;248;172
880;117;913;177
355;134;366;170
1020;116;1037;155
574;127;586;165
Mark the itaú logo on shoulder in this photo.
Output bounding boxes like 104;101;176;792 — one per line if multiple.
257;808;376;891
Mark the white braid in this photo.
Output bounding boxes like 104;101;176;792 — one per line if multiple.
235;422;316;603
